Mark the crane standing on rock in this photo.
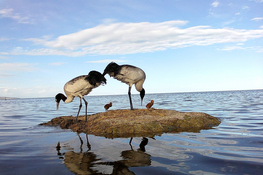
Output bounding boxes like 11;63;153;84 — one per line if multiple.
103;62;146;110
55;71;106;122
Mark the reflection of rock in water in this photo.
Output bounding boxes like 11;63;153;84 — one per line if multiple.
62;149;151;175
110;149;151;175
58;137;151;175
121;149;151;167
97;148;151;175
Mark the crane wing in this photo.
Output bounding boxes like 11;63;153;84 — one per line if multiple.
64;75;93;97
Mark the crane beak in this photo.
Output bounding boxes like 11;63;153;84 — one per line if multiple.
56;102;59;110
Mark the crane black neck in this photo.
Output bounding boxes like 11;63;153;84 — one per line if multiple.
140;88;145;100
56;93;67;102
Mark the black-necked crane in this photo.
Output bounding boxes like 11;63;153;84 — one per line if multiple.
55;71;106;122
103;62;146;110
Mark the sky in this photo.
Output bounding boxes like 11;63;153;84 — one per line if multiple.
0;0;263;98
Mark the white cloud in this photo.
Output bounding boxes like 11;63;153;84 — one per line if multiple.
0;55;8;59
251;17;263;21
5;20;263;56
101;18;118;24
242;6;250;10
0;63;38;72
49;62;66;66
0;73;13;77
87;59;126;63
220;45;263;52
0;86;57;98
211;1;219;7
254;46;263;52
0;37;12;42
0;8;33;24
5;47;83;57
220;46;245;51
249;0;263;2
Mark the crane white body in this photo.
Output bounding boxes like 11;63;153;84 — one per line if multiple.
64;75;97;103
113;65;145;92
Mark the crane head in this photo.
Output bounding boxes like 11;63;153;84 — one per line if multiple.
55;93;65;110
86;71;107;87
103;62;120;77
140;88;145;106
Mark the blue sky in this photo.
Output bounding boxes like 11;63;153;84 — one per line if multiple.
0;0;263;98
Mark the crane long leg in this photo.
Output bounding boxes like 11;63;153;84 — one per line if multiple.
82;98;88;122
75;98;82;122
128;86;134;110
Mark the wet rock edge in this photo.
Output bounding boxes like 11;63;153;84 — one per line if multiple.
40;109;221;138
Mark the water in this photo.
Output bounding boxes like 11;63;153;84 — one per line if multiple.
0;90;263;174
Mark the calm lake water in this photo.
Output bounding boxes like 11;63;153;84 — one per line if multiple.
0;90;263;175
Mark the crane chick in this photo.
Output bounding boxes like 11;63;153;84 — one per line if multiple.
104;102;112;111
146;100;154;109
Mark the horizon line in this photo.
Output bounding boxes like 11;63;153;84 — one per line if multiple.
1;88;262;99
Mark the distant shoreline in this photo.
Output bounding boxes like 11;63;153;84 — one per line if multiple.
1;89;262;99
0;97;18;100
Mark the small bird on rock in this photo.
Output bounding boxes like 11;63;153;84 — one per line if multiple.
104;102;112;111
146;100;154;109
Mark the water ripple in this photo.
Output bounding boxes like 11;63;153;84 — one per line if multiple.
0;90;263;174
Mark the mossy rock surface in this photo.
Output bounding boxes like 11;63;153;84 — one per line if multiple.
40;109;221;138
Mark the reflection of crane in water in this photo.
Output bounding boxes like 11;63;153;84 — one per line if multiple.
129;137;155;152
77;133;91;152
56;136;151;174
56;133;91;157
